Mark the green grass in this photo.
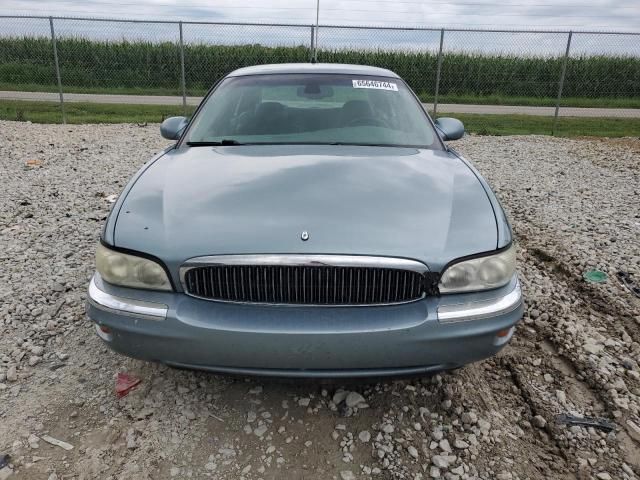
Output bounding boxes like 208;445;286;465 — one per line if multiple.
0;82;182;96
1;36;639;108
1;99;637;137
436;112;640;137
0;100;195;124
420;94;640;109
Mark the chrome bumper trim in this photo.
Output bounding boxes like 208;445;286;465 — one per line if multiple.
437;281;522;323
88;277;167;321
180;254;429;283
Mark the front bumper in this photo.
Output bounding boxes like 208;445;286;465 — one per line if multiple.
86;273;523;377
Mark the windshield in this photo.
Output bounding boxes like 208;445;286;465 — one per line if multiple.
184;73;440;149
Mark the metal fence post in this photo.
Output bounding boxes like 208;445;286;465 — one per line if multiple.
433;28;445;116
552;31;572;135
49;16;65;124
178;21;187;114
310;26;316;62
314;0;319;62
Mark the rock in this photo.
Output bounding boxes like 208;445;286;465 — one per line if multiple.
169;466;180;477
532;415;547;428
432;455;450;469
0;467;13;480
543;373;553;383
41;436;74;451
595;473;611;480
345;392;366;408
461;411;478;424
254;425;268;437
496;473;512;480
28;434;40;449
182;409;196;421
358;431;371;443
333;390;348;404
583;342;603;354
249;386;263;394
622;464;634;476
430;466;441;478
477;419;491;432
626;419;640;442
407;445;419;459
621;357;637;370
381;424;394;434
298;397;310;407
439;439;451;453
555;390;567;404
451;465;464;475
340;470;355;480
6;366;17;383
218;447;236;458
431;430;444;441
247;411;257;423
453;439;469;449
31;345;44;356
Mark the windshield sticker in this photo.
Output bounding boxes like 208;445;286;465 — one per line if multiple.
352;79;398;91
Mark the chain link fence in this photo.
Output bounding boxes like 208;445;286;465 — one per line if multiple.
0;15;639;133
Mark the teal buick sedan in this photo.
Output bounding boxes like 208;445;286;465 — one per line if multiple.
87;63;523;377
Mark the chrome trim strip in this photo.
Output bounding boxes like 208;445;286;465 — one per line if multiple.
179;255;430;307
88;277;168;321
437;281;522;323
182;254;429;273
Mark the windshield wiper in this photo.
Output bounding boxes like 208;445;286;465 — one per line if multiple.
186;139;243;146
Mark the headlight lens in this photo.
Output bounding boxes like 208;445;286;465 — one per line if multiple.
96;244;172;291
439;244;516;293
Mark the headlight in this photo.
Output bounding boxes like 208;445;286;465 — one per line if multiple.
96;244;172;291
439;244;516;293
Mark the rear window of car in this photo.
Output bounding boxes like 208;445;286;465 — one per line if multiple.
184;73;441;149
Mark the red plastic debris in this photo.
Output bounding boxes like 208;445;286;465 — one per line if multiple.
115;372;141;398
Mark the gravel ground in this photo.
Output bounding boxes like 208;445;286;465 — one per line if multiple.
0;121;639;480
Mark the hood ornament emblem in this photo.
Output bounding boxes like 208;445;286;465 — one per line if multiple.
301;231;309;241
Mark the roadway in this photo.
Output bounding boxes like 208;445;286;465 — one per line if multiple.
1;90;638;118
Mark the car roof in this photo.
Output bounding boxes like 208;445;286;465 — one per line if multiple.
227;63;400;78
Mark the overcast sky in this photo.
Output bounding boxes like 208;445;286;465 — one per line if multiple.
1;0;640;31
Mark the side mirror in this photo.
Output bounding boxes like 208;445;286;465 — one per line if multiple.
434;117;465;141
160;116;189;140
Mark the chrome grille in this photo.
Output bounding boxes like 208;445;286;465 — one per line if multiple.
181;255;429;306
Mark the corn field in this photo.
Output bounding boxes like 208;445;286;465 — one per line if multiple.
1;35;639;104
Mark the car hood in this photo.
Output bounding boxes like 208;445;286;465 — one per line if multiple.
113;145;497;274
